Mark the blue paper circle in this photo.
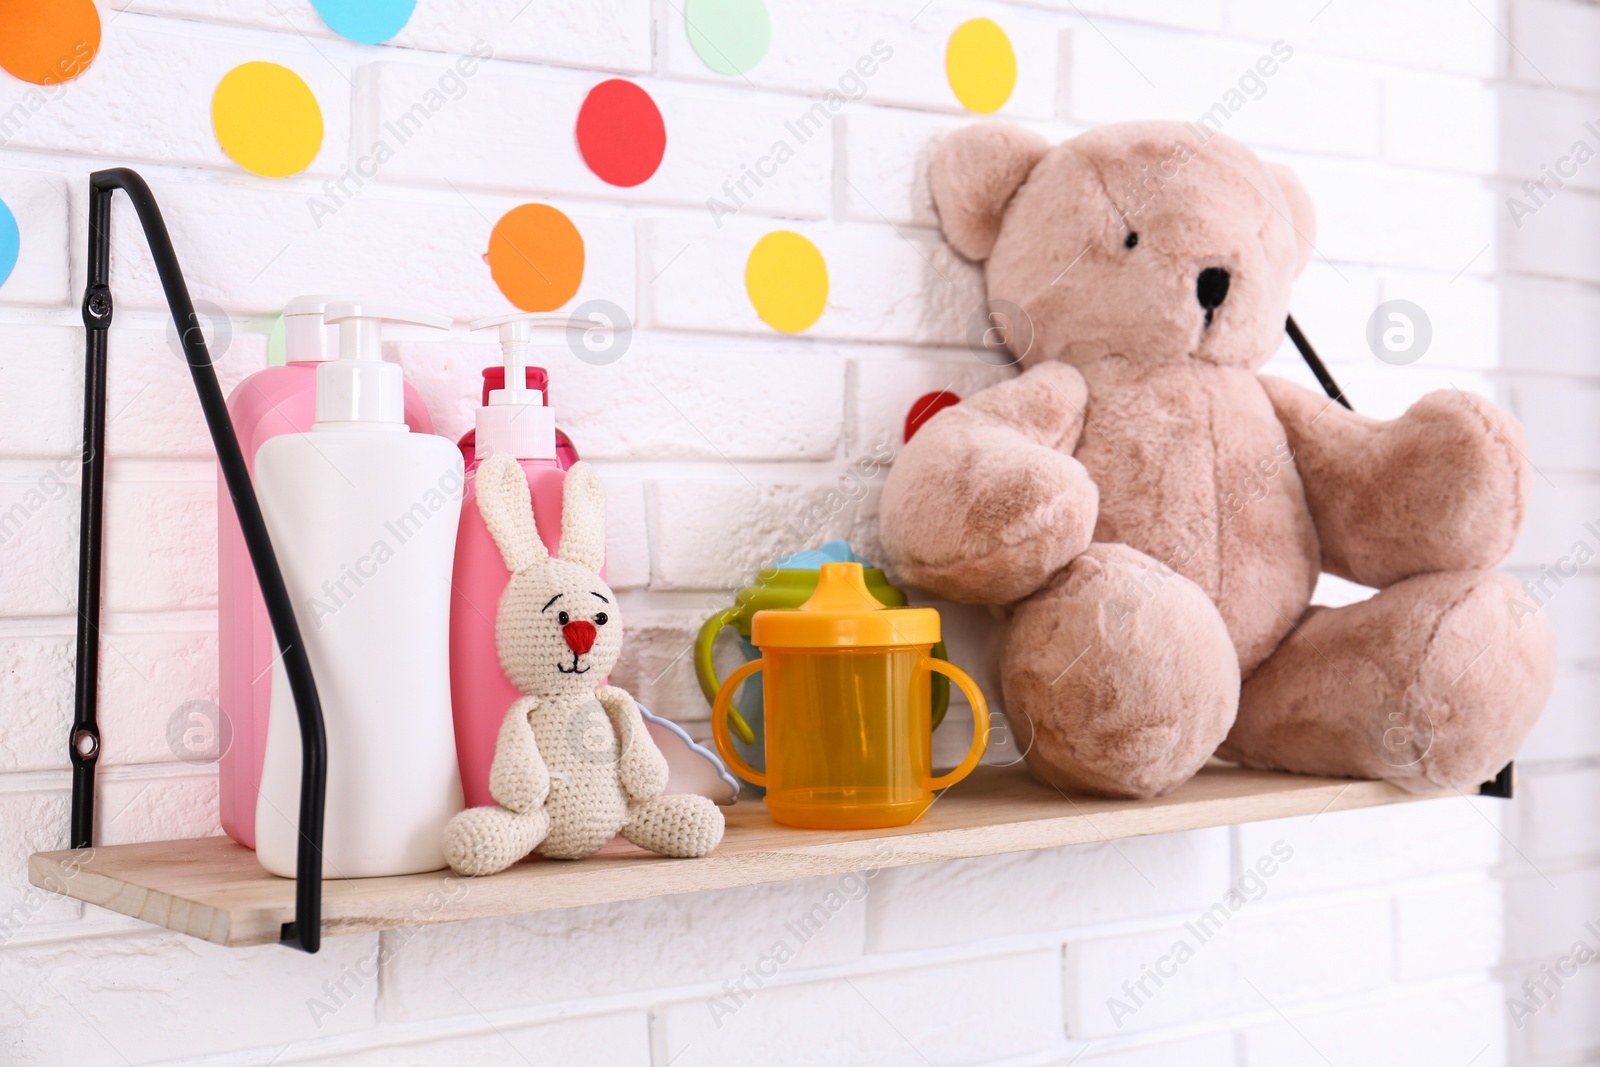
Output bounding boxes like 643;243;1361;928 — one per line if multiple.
310;0;415;45
0;198;18;289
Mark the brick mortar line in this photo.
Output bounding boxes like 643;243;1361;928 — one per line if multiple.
0;761;215;796
98;5;1521;90
0;608;217;636
136;958;1504;1066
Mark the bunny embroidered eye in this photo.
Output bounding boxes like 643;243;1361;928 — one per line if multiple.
557;610;570;625
595;612;608;625
1124;231;1139;249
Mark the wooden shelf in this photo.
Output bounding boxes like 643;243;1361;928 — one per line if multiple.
29;764;1433;948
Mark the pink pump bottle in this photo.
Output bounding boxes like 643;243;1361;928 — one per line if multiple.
451;314;589;809
218;295;433;849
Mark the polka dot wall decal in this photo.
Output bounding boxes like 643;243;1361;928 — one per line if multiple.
745;231;827;334
488;204;586;313
0;196;19;289
266;309;288;367
946;18;1016;114
0;0;100;86
212;63;324;177
905;391;960;442
685;0;770;76
576;80;667;188
310;0;416;45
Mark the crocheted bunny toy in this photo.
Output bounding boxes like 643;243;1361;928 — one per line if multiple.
443;454;725;875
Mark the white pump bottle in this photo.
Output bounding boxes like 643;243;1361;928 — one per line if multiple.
254;302;466;878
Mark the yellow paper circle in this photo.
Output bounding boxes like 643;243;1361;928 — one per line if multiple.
946;18;1016;114
212;62;324;177
745;231;828;333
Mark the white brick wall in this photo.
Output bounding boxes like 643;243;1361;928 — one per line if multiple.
2;0;1597;1063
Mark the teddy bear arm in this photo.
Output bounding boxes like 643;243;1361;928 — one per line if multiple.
596;685;670;801
880;363;1099;603
488;695;549;813
961;361;1090;448
1262;375;1530;587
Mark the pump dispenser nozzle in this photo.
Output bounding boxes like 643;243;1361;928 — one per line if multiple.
471;313;562;407
468;313;575;459
318;302;450;426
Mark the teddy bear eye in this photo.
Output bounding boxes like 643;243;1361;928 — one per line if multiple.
1124;231;1139;250
595;612;608;626
557;610;570;625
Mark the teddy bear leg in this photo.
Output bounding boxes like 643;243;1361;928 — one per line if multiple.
442;806;551;877
1002;543;1241;800
1223;570;1556;792
622;795;726;858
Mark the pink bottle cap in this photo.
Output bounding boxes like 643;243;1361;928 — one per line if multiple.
482;366;549;406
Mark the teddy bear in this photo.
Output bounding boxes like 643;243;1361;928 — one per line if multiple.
879;120;1556;800
442;454;724;875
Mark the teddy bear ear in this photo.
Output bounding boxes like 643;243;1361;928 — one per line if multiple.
558;462;607;574
1267;162;1317;276
930;123;1049;262
476;451;548;573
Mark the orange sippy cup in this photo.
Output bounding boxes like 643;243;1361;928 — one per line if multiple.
711;562;990;830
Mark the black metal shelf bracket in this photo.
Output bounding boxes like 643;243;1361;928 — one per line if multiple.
1284;314;1513;800
72;168;330;950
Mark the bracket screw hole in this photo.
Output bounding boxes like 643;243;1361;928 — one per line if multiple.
72;729;98;760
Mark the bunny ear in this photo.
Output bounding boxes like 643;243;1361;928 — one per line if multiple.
558;462;606;573
476;452;547;573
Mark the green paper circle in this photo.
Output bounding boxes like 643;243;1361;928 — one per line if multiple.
266;311;287;367
685;0;770;76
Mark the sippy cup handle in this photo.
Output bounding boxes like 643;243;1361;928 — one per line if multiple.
929;640;951;730
695;607;756;744
712;659;768;788
924;659;991;791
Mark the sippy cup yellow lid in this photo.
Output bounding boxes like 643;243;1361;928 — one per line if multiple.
750;562;941;648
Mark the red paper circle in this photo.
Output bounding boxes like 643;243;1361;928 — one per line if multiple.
576;79;666;188
905;391;961;442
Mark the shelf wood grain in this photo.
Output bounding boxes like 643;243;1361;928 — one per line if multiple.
29;763;1434;948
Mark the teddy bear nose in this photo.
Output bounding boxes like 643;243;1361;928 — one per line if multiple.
562;620;597;655
1196;267;1231;312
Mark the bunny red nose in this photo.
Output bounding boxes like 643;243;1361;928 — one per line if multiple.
562;620;597;655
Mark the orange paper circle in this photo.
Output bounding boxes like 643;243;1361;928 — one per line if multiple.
0;0;100;85
488;204;585;312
